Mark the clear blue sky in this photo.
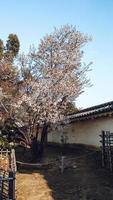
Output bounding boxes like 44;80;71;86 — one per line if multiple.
0;0;113;108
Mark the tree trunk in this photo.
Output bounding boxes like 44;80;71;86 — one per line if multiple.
38;122;48;158
36;124;39;139
31;137;39;162
31;122;48;161
40;122;48;145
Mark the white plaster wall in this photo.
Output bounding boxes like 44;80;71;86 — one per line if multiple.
48;117;113;147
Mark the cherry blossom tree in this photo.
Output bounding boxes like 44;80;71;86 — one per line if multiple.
0;56;18;121
12;25;91;159
0;25;91;159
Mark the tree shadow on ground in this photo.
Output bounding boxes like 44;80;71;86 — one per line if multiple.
16;146;113;200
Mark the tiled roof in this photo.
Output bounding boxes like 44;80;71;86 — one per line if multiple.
67;101;113;122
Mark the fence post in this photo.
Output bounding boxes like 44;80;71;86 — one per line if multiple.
108;132;113;172
8;171;15;200
0;175;3;199
9;171;13;199
60;156;65;174
101;130;106;167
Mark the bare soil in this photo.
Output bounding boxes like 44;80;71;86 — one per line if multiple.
16;145;113;200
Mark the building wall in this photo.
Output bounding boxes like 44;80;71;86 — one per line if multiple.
48;117;113;147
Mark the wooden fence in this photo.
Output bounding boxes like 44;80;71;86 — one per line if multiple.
0;149;16;200
100;130;113;172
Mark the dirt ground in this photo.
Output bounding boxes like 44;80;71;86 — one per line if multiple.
16;145;113;200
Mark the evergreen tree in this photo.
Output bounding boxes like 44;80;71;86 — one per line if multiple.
0;39;4;60
6;34;20;58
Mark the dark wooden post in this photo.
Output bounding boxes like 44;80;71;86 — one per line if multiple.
101;130;106;167
108;132;113;172
106;131;109;169
0;175;3;199
9;149;16;200
8;171;15;200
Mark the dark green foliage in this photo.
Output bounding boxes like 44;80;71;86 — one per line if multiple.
0;39;4;60
0;135;10;148
5;34;20;58
0;34;20;60
66;102;79;114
